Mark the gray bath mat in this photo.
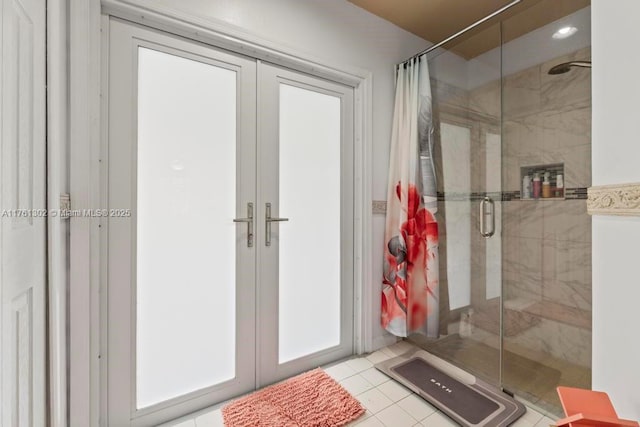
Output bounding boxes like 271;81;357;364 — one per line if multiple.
375;349;525;426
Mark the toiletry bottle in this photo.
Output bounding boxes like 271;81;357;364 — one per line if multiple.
556;173;564;197
522;175;531;199
532;173;541;199
542;172;552;198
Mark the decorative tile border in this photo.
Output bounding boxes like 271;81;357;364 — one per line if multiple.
437;189;587;202
587;182;640;216
372;200;387;215
373;187;590;215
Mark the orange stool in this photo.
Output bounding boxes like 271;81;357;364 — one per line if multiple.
556;386;639;427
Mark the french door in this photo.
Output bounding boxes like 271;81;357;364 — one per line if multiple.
106;19;354;426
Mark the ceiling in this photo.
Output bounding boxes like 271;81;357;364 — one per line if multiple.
347;0;590;59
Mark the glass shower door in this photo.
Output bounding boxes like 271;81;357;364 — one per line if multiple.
408;22;504;390
500;1;592;415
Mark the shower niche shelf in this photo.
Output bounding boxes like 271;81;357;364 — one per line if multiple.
520;163;565;200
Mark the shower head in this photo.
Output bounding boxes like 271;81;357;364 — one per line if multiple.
548;61;592;75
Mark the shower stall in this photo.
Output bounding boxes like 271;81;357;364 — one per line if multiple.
407;0;592;417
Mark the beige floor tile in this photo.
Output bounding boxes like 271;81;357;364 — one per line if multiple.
194;408;223;427
366;350;392;364
357;388;394;414
353;415;385;427
534;416;557;427
375;404;417;427
340;374;374;396
325;361;357;381
346;357;375;373
346;410;374;426
376;379;412;402
396;394;437;421
420;411;458;426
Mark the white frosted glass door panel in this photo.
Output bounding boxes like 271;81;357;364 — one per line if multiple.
136;47;236;409
278;84;341;363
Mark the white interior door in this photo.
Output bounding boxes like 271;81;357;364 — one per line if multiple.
0;0;47;425
106;19;355;426
107;20;257;426
257;63;354;386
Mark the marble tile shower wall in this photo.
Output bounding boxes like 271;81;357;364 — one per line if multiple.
500;47;592;367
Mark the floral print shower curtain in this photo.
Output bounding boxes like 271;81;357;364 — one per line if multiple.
382;56;439;338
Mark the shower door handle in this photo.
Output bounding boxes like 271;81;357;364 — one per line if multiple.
233;202;254;247
265;202;288;247
479;197;495;238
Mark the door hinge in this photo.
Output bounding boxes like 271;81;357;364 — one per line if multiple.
59;193;71;219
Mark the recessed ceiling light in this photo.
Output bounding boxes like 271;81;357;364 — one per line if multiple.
553;26;578;39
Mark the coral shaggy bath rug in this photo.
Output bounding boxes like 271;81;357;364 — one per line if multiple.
222;368;365;427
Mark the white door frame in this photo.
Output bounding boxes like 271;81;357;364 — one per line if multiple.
47;1;70;426
66;1;374;425
68;1;103;426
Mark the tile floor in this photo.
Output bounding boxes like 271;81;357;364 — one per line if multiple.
161;341;557;427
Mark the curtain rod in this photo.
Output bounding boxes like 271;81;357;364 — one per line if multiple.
397;0;523;67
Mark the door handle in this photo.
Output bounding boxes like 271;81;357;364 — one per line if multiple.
479;196;495;238
233;202;254;247
265;202;288;246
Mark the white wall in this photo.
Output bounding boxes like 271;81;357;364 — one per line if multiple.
126;0;430;348
591;0;640;419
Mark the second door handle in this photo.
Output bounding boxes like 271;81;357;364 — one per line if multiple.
265;202;288;246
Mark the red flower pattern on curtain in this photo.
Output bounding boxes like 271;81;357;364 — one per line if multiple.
382;184;438;334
